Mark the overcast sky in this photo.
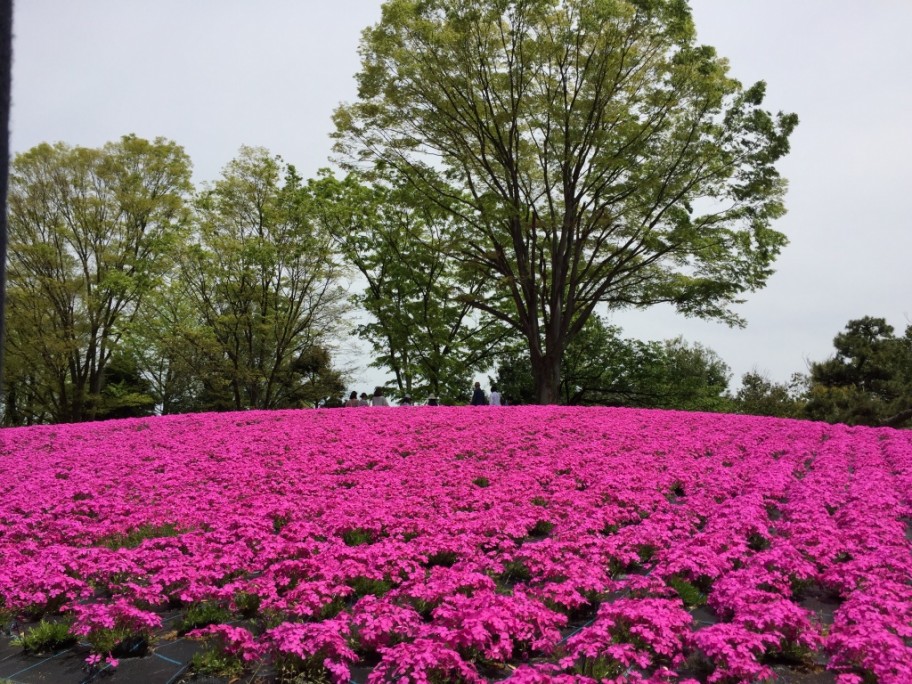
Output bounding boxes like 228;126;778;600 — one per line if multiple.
9;1;912;394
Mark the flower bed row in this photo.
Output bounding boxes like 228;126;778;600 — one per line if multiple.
1;407;911;682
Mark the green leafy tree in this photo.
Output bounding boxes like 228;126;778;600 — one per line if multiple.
652;337;731;412
178;147;349;411
732;371;805;418
494;318;730;410
308;172;511;403
805;317;912;427
120;282;223;414
4;135;192;424
558;316;661;406
94;353;156;420
334;0;798;403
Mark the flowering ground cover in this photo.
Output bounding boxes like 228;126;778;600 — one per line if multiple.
1;406;911;683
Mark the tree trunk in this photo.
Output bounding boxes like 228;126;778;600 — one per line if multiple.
531;352;561;405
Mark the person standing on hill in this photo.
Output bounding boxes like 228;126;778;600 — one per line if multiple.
371;387;390;406
470;382;487;406
345;391;360;407
359;392;370;406
489;385;502;406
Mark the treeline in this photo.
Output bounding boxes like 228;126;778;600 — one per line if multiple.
492;313;911;428
3;139;349;424
3;136;909;428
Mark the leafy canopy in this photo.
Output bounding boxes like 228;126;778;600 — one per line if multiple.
334;0;798;402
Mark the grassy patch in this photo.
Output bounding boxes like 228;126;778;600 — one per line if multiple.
348;576;393;598
667;575;707;608
191;648;245;679
275;654;334;683
498;560;532;587
527;519;554;539
234;591;261;619
425;550;459;568
342;527;375;546
572;655;625;679
96;522;181;550
179;602;233;634
12;620;77;653
747;532;771;551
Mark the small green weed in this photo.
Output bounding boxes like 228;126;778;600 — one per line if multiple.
747;532;771;552
272;514;291;534
233;591;261;619
316;596;347;620
572;655;625;679
425;550;459;568
12;620;77;653
473;476;491;488
528;520;553;539
498;560;532;586
275;653;334;683
667;575;707;608
342;527;375;546
82;623;150;658
179;602;233;634
191;648;245;679
348;576;392;598
637;543;656;564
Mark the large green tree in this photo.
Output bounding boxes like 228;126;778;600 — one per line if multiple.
732;370;805;419
494;316;730;410
4;135;191;423
178;147;348;411
334;0;798;403
804;317;912;428
308;173;510;402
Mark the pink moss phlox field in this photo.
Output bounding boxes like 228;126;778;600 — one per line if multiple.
2;406;912;682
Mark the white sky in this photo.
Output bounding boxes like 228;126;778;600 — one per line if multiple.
9;1;912;394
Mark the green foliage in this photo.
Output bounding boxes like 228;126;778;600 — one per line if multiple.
4;135;192;424
275;654;334;684
85;628;148;657
572;656;626;680
12;620;77;653
342;527;375;546
179;602;233;634
335;0;797;403
176;148;349;411
307;171;512;403
732;371;806;418
191;647;245;680
94;354;157;420
527;519;554;538
495;317;730;410
97;523;182;550
498;560;532;586
2;141;348;423
804;317;912;427
667;575;707;607
233;591;262;619
348;575;393;598
651;337;732;412
425;550;459;568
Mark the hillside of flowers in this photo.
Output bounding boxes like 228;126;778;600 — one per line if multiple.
1;406;911;683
